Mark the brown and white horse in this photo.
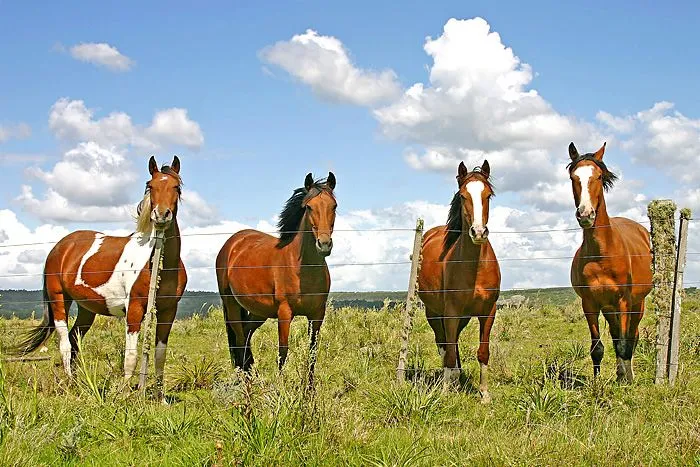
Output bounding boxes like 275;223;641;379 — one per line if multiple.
10;156;187;390
418;161;501;403
216;172;336;384
568;142;652;382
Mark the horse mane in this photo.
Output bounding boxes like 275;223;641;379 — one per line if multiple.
135;164;183;234
567;154;618;192
443;169;495;251
277;177;334;248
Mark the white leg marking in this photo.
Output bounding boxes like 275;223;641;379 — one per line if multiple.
55;320;72;377
466;181;485;231
573;166;594;214
624;359;634;382
155;341;167;381
438;346;446;359
124;331;140;380
479;362;491;404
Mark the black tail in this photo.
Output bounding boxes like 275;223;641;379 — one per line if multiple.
7;280;55;356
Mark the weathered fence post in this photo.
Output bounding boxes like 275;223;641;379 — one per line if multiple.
397;218;424;382
138;230;166;393
668;208;691;385
647;200;677;385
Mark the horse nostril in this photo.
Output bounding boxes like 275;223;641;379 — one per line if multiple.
483;226;489;237
469;226;477;237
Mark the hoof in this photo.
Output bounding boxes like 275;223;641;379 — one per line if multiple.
480;391;492;404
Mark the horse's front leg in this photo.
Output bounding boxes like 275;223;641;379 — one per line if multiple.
154;306;178;403
124;301;146;384
614;296;635;383
582;297;603;378
277;302;293;371
307;315;324;391
442;298;462;385
477;302;496;404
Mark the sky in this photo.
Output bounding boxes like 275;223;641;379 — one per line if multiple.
1;1;700;293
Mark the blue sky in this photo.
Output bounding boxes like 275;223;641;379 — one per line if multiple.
1;1;699;291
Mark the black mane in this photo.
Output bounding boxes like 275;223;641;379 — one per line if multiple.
566;154;618;192
277;177;334;248
443;171;495;251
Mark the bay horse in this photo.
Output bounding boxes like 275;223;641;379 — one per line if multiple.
216;172;336;384
567;142;652;382
418;160;500;403
9;156;187;393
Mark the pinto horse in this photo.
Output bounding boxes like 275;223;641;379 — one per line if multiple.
216;172;336;381
418;160;500;403
568;142;652;382
10;156;187;390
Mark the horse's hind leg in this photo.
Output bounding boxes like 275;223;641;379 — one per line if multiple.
425;311;446;360
51;291;73;377
242;314;266;371
456;316;470;370
68;305;95;367
221;294;246;368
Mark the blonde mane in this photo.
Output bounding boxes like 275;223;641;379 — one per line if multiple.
135;192;153;234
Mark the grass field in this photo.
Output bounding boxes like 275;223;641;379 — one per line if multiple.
1;298;699;466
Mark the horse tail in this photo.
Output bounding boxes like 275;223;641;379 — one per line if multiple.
8;278;56;356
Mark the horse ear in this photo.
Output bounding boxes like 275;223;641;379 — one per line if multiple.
171;155;180;174
568;142;579;161
304;173;314;191
327;172;336;190
457;161;468;180
148;156;159;175
593;142;606;161
481;160;490;178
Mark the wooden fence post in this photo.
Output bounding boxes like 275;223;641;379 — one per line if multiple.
138;230;166;393
647;200;677;385
397;218;424;382
668;208;691;385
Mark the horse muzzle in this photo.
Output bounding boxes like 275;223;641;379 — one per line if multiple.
315;237;333;256
151;208;173;229
469;225;489;245
575;209;595;228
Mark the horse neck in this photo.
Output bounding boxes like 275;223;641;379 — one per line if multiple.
160;219;181;268
292;215;326;268
582;194;614;252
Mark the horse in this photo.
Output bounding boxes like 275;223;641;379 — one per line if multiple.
567;142;652;382
418;160;501;403
216;172;336;384
9;156;187;395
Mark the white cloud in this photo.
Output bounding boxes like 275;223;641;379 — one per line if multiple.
598;101;700;182
48;98;204;150
0;123;31;143
260;29;402;107
68;42;134;72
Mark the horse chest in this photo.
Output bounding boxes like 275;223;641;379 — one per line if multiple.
76;235;154;316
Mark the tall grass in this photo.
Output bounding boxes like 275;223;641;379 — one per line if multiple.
0;301;698;465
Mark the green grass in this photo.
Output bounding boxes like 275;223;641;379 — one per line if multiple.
0;300;699;466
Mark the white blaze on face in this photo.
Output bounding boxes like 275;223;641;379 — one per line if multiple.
466;181;485;229
573;165;594;214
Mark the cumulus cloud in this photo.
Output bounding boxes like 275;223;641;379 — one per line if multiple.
260;29;402;107
598;102;700;183
68;42;134;72
49;98;204;150
0;123;31;143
